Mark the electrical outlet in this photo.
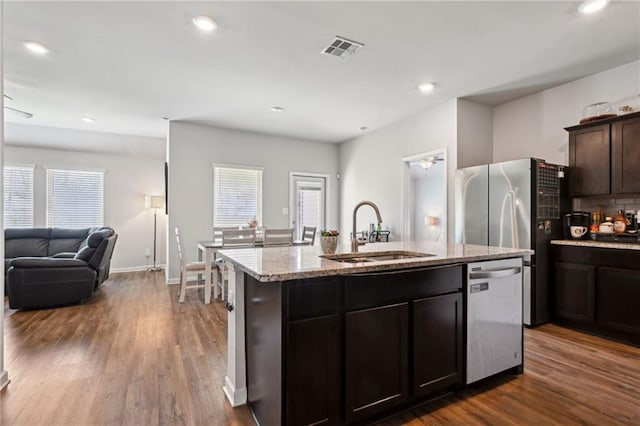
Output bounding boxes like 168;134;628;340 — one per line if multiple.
144;248;151;257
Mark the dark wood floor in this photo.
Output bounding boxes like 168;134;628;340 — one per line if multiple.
1;271;254;426
1;272;639;426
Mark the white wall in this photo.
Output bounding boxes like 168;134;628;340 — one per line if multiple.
339;99;457;243
457;99;494;168
493;60;640;165
167;121;339;281
4;126;166;272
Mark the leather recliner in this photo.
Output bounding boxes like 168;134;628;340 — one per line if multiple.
6;227;118;309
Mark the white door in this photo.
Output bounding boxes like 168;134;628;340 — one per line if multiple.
289;174;326;240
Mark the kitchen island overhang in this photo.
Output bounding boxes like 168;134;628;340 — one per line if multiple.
218;241;532;425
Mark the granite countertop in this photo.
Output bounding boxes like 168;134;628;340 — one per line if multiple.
217;241;533;282
551;239;640;251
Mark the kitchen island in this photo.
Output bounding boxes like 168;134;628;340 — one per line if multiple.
218;241;531;425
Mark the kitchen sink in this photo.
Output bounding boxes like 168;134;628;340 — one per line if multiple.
321;250;436;264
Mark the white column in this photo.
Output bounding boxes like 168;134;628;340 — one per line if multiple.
0;0;11;390
222;262;247;406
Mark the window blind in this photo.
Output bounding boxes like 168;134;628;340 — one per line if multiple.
46;168;104;228
213;166;263;227
4;165;34;228
295;181;322;234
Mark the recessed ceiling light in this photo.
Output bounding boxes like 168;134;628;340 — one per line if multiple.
23;41;49;55
418;82;436;93
271;106;284;112
81;116;94;123
193;15;217;32
578;0;609;14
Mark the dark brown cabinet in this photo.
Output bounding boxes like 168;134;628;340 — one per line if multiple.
612;115;640;194
553;262;596;323
596;267;640;336
551;244;640;345
345;303;409;423
413;293;463;397
566;111;640;197
568;123;611;197
286;315;341;426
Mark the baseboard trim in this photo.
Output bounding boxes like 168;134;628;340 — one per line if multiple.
223;375;247;407
167;278;180;285
0;370;10;391
111;265;166;273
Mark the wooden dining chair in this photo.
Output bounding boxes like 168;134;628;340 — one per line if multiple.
263;228;294;246
213;226;238;242
222;228;257;247
301;226;317;245
175;227;211;304
216;228;257;300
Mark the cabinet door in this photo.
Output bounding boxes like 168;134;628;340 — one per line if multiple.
596;267;640;336
553;262;595;323
413;293;463;397
345;303;409;423
612;115;640;194
568;124;611;197
286;315;340;426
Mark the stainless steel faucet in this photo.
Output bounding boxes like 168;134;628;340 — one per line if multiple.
351;201;383;252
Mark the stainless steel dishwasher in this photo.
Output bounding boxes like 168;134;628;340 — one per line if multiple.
466;257;523;384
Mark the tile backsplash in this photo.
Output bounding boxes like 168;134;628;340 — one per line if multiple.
573;196;640;219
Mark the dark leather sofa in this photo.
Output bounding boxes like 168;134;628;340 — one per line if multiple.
5;227;118;309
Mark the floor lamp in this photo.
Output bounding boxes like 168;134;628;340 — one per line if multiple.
146;195;165;271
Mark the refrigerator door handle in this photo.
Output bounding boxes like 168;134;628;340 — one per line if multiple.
469;267;522;279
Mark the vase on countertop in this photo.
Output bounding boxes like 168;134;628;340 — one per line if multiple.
320;236;338;254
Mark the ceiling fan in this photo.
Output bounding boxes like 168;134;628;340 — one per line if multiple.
3;94;33;119
418;156;444;169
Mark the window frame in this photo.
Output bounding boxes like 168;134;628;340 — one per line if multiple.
288;171;329;239
212;164;263;228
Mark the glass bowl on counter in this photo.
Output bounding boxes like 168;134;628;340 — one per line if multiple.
580;101;617;124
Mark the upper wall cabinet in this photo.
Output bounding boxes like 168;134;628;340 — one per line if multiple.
567;123;611;197
566;111;640;198
612;115;640;194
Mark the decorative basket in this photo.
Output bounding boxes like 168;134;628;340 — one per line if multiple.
320;236;338;254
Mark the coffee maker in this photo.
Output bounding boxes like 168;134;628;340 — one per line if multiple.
564;212;590;240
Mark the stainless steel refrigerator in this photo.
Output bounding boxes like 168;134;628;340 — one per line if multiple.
455;158;569;327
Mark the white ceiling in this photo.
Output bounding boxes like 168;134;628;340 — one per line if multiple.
3;1;639;143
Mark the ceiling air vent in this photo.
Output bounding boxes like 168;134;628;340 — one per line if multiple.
321;36;364;59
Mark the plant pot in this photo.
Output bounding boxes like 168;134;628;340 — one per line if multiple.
320;236;338;254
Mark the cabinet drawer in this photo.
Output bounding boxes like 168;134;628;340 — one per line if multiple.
286;277;340;319
344;265;463;310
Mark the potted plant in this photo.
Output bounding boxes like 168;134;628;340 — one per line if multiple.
320;229;339;254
